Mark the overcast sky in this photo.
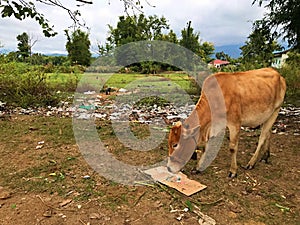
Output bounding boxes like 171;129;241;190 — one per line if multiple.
0;0;266;54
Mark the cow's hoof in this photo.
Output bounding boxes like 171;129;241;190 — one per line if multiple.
191;168;201;175
228;172;237;178
260;153;271;164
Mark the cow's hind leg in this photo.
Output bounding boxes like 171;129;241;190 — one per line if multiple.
260;131;271;163
246;108;280;169
228;124;240;178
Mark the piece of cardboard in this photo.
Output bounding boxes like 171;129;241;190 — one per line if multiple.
144;166;207;196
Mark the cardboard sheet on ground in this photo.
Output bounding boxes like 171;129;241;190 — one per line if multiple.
144;166;207;196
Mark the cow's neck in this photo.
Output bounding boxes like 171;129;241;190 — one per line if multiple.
195;94;212;141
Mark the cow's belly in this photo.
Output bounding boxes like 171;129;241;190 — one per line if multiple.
240;109;275;128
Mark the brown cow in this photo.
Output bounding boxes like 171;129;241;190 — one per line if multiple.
167;68;286;178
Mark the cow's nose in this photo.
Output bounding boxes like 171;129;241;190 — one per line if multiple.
167;166;172;173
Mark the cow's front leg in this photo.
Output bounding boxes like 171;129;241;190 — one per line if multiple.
228;125;240;178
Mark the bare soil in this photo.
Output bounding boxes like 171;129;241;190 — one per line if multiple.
0;110;299;225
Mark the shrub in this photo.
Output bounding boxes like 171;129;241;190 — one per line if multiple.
0;62;61;108
279;51;300;106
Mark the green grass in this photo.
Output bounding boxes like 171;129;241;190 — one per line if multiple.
46;72;199;95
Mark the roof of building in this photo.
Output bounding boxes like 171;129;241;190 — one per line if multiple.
209;59;230;65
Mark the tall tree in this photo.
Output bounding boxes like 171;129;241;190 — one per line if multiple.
65;29;91;66
179;21;214;63
240;24;282;68
16;32;30;60
180;21;201;54
253;0;300;50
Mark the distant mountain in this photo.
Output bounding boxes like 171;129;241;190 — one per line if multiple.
214;44;242;59
45;53;67;57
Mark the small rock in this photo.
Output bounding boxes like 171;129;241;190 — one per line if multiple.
0;187;11;199
90;212;100;219
43;209;52;217
228;211;237;219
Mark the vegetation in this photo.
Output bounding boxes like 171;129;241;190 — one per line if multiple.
279;51;300;105
0;59;82;108
65;29;91;66
98;15;215;73
240;23;282;70
253;0;300;51
0;1;299;107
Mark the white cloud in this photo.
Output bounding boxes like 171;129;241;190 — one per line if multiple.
0;0;266;54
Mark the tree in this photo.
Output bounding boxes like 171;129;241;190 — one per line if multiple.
16;32;39;62
240;24;282;69
16;32;30;60
107;14;169;47
0;0;151;37
179;21;214;63
101;14;170;72
253;0;300;50
65;29;91;66
199;42;215;63
179;21;201;54
215;51;231;61
161;30;178;43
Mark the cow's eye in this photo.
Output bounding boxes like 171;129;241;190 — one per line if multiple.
173;144;178;148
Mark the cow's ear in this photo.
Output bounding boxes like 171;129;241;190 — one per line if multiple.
172;121;182;135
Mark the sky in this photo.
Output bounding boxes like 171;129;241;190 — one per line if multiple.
0;0;267;55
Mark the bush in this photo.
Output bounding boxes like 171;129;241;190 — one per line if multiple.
279;52;300;106
0;62;61;108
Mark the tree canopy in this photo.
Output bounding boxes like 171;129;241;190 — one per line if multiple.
65;29;91;66
240;23;282;69
16;32;30;60
253;0;300;50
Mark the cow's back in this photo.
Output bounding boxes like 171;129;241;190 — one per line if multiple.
203;68;286;127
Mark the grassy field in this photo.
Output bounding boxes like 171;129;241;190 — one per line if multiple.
46;72;199;95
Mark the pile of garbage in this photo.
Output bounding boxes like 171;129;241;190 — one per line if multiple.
1;95;300;129
73;93;195;125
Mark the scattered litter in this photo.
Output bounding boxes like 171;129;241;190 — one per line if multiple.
193;205;216;225
83;91;96;95
90;212;101;219
118;88;127;93
58;213;67;219
59;199;72;207
144;166;206;196
83;175;91;179
36;141;45;149
275;203;290;212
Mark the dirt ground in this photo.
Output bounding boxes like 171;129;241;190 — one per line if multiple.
0;107;299;225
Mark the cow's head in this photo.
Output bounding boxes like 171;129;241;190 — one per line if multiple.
167;121;200;173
